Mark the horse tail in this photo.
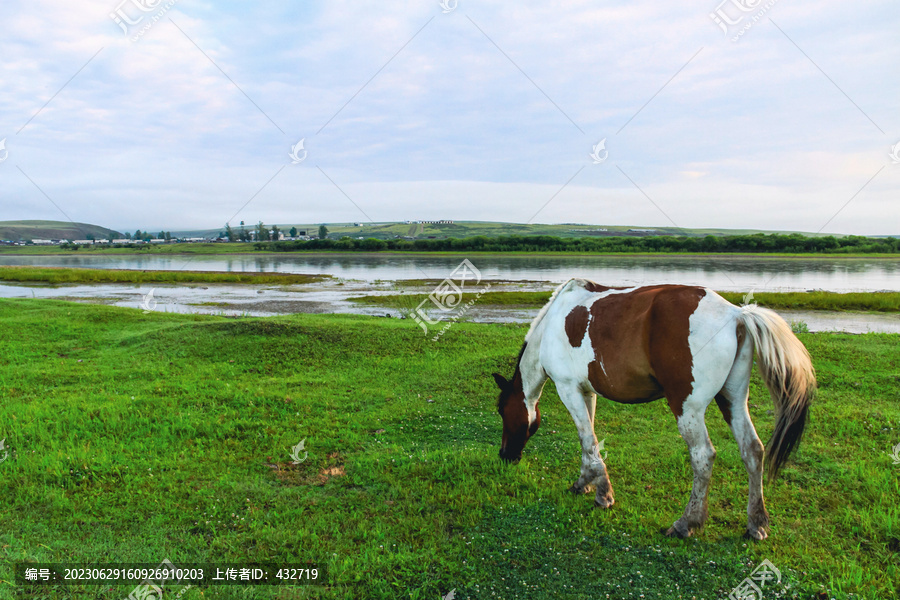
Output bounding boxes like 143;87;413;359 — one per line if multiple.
738;305;816;480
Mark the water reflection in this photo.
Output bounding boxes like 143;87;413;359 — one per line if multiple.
0;253;898;291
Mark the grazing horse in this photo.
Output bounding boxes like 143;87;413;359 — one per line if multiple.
492;279;815;540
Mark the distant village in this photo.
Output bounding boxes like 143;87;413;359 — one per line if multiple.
2;237;202;246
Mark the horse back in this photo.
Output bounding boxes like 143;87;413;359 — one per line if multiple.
542;282;719;404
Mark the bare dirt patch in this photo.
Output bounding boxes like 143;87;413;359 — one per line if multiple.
265;452;346;486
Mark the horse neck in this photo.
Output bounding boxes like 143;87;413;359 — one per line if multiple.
515;337;547;401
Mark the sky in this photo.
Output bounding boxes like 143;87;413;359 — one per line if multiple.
0;0;897;235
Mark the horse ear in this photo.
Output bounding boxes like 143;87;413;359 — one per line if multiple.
492;372;509;390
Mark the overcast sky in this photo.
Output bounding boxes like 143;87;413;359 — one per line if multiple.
0;1;897;234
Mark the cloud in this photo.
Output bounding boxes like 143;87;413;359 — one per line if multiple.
0;0;896;234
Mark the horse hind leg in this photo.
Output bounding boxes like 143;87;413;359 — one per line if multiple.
716;390;769;540
715;327;769;540
666;397;716;538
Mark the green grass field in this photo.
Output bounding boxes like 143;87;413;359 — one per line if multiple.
1;300;898;599
350;290;900;313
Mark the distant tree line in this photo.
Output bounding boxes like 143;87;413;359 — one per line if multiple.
123;230;172;241
253;233;900;254
223;222;321;242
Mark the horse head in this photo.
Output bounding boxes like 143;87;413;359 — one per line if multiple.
493;371;540;463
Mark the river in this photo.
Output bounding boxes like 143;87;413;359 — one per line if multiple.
1;253;898;291
1;253;898;333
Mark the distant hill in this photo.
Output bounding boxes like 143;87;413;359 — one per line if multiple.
1;219;857;243
169;221;844;241
0;220;122;241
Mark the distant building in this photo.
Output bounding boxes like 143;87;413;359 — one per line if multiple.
72;240;94;244
149;239;166;244
628;228;657;233
30;239;54;245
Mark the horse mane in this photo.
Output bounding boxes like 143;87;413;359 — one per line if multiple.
513;341;527;372
497;341;529;412
525;278;583;342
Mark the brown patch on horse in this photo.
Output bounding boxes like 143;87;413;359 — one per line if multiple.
582;285;706;415
565;305;590;347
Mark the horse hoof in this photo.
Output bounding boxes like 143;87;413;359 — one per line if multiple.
665;523;691;538
594;496;614;509
569;484;585;495
744;527;768;541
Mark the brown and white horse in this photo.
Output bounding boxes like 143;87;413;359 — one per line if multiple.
493;279;815;540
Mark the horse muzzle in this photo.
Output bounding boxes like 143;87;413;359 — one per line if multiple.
498;448;522;464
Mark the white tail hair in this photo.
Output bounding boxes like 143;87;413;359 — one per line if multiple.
738;304;816;478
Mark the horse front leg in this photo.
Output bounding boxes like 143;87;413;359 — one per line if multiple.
560;385;614;508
